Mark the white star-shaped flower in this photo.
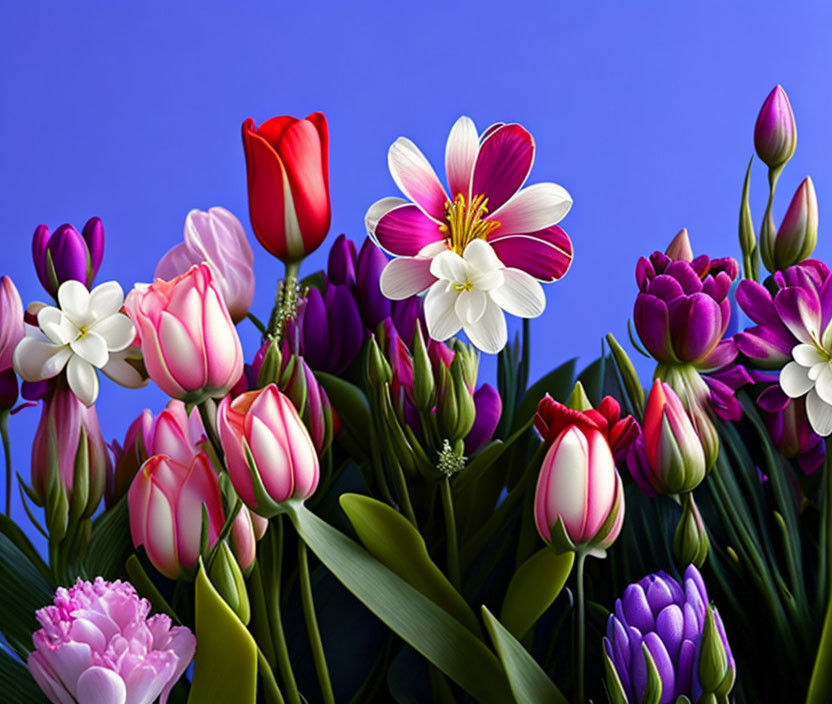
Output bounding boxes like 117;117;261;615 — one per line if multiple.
423;239;545;354
780;342;832;436
13;280;136;406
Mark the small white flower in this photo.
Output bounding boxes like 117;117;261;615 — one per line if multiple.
423;239;545;354
13;280;136;406
779;342;832;436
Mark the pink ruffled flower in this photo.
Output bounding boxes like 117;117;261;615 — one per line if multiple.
28;578;195;704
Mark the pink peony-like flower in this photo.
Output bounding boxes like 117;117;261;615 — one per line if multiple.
28;577;195;704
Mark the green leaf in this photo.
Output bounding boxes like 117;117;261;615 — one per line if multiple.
289;502;512;703
84;495;132;581
188;561;258;704
340;493;480;635
512;359;576;432
0;534;53;658
0;514;51;585
481;606;568;704
0;649;51;703
500;547;574;639
807;585;832;703
315;372;371;455
125;555;178;621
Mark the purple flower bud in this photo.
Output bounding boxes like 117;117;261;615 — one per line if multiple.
773;176;818;270
355;238;391;329
466;383;502;453
754;85;797;170
82;217;105;281
327;234;357;286
31;218;105;297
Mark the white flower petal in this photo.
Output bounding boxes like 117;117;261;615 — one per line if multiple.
780;361;814;398
445;116;479;200
490;269;546;319
101;349;147;389
70;331;109;368
379;257;436;300
91;313;135;352
57;280;91;326
430;250;468;283
454;289;487;325
468;267;504;292
424;282;463;341
815;363;832;405
13;337;70;381
806;388;832;436
792;343;824;368
38;307;78;345
489;182;573;234
464;297;507;354
809;362;824;382
67;355;99;406
463;238;503;273
387;137;448;222
88;281;125;319
365;197;408;240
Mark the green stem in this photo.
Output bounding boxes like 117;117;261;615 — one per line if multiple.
575;549;587;704
247;312;267;336
760;166;781;273
1;411;10;516
440;475;461;589
391;459;417;528
298;539;335;704
258;646;286;704
249;562;277;669
520;318;530;394
197;401;224;464
268;261;302;338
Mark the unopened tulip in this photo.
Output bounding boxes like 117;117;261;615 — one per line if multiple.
32;218;105;298
124;264;244;404
209;541;251;625
155;207;255;323
128;453;224;579
673;492;709;568
241;113;330;262
217;384;319;517
533;397;625;552
638;380;707;495
29;578;195;704
754;85;797;170
0;276;24;410
466;384;502;453
773;177;818;271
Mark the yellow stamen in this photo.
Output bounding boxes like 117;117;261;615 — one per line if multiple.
438;194;501;254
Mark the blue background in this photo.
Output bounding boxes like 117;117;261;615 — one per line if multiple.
2;1;831;549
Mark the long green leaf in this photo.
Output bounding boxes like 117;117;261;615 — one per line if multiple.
84;495;132;581
315;372;371;454
512;359;576;432
289;502;512;703
188;561;258;704
340;493;480;634
0;649;51;704
481;606;568;704
0;514;51;585
500;547;574;639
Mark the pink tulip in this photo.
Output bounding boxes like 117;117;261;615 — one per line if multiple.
28;577;195;704
124;264;244;403
155;207;255;323
754;85;797;170
534;398;624;549
0;275;24;409
128;452;224;579
218;383;319;517
108;400;205;506
230;507;260;572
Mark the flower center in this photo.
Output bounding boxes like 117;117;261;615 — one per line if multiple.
452;280;474;292
439;194;501;255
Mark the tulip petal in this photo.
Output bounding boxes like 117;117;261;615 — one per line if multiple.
143;480;180;580
775;286;821;344
372;203;444;257
667;293;722;363
249;414;293;502
445;115;479;200
158;312;207;391
58;280;92;327
154;243;193;283
489;182;572;234
806;388;832;437
202;286;242;391
471;124;534;212
388;137;449;221
424;282;462;341
780;361;814;398
489;269;545;319
539;427;589;540
489;226;573;282
464;297;507;354
633;295;676;363
70;331;109;368
76;666;127;704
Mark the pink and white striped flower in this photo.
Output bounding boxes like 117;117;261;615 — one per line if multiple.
366;116;573;353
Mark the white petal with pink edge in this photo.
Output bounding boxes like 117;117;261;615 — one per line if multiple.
489;182;573;235
445;116;479;200
388;137;449;222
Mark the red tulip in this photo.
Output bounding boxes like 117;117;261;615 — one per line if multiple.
241;113;330;262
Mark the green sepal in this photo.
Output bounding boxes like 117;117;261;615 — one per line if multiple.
69;427;90;521
606;332;645;418
697;606;728;693
257;339;282;389
450;356;475;441
411;321;435;412
640;642;663;704
548;516;577;555
566;381;593;411
602;647;629;704
208;541;251;626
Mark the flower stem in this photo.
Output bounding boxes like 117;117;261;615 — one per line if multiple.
298;538;335;704
391;459;417;528
268;261;302;339
575;549;587;704
1;411;11;516
440;475;461;590
257;646;286;704
197;400;224;464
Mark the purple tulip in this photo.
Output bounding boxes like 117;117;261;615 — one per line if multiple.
754;85;797;170
466;384;502;453
772;176;818;271
32;218;105;298
604;565;735;704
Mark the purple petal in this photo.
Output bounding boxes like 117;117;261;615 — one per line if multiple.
82;217;105;282
325;285;364;374
48;225;88;287
636;257;656;291
734;327;793;365
643;632;676;704
665;260;703;294
634;294;676;363
391;297;422;345
700;339;738;371
646;274;685;303
646;576;675;615
656;604;684;664
675;640;696;698
667;293;722;362
356;238;392;329
327;234;357;286
466;384;502;453
736;279;779;326
32;225;52;292
374;203;444;256
758;384;790;413
622;584;655;633
471;124;534;212
704;376;744;421
774;286;821;344
300;288;331;371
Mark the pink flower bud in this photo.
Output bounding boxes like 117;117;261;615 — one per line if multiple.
0;275;24;373
217;384;319;517
124;264;244;404
128;452;224;579
230;507;260;572
664;228;693;262
533;398;625;549
774;176;818;270
754;85;797;170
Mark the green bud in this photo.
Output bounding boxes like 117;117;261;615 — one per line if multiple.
606;333;645;418
69;427;90;521
257;338;283;388
379;384;419;476
280;355;309;417
436;365;458;441
450;358;475;441
566;381;593;411
411;322;435;412
673;492;709;568
208;541;251;626
603;647;628;704
739;156;758;281
697;607;729;694
451;339;479;389
366;336;392;390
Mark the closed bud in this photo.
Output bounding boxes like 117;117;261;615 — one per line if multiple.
566;381;593;411
773;176;818;270
256;339;283;389
411;321;435;412
366;335;392;390
697;607;730;695
673;492;709;568
450;339;479;389
208;541;251;626
450;357;476;441
665;228;694;262
436;364;458;441
754;85;797;170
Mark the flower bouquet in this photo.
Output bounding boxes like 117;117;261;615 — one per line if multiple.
0;87;829;704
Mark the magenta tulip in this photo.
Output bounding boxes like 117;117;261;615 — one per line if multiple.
773;176;818;271
0;276;24;409
124;264;244;404
217;384;319;517
754;85;796;170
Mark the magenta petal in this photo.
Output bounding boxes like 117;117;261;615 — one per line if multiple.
667;294;722;362
820;275;832;333
374;203;443;256
634;295;676;363
700;339;737;370
704;376;743;421
757;384;790;412
466;384;502;454
734;327;793;365
664;261;703;294
489;226;572;282
636;257;656;291
774;286;821;344
471;124;534;212
646;274;685;303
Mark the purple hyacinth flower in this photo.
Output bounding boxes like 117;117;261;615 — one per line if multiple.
31;218;105;297
604;565;735;704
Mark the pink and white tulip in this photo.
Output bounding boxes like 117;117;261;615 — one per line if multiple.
218;383;319;517
367;116;573;353
124;264;244;404
0;276;24;409
128;452;224;579
28;577;195;704
155;207;255;323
